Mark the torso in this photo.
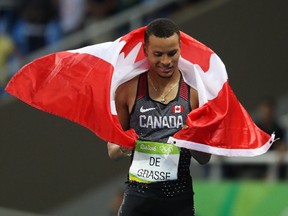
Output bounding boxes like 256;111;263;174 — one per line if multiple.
130;72;191;143
126;72;194;198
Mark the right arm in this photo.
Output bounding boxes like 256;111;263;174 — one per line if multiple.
107;142;132;160
107;77;138;160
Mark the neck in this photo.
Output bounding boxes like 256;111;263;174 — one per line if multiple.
147;70;181;103
148;69;180;88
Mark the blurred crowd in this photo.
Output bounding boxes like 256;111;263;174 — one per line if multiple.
0;0;135;57
0;0;200;101
222;97;288;181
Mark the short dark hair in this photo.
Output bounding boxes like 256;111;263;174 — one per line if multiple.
144;18;180;44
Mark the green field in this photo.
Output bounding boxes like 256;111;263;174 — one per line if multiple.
194;181;288;216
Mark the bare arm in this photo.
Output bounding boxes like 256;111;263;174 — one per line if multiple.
107;77;138;160
107;142;132;160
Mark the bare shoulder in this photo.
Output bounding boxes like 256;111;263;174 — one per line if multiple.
116;76;139;94
115;75;140;113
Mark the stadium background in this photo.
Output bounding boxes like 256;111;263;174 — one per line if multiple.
0;0;287;215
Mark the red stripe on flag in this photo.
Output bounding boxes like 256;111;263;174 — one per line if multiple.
5;51;137;148
173;81;270;149
180;32;213;72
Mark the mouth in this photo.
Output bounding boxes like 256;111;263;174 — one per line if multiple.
159;67;173;73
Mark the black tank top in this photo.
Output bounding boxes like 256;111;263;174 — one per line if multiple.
126;72;194;198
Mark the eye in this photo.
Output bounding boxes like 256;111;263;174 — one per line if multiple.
154;52;162;57
168;50;178;57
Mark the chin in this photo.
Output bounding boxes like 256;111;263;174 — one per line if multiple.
158;69;175;78
161;73;173;79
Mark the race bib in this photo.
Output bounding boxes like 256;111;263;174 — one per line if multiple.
129;140;180;183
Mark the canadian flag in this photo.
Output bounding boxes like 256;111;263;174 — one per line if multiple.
172;105;184;113
5;26;275;157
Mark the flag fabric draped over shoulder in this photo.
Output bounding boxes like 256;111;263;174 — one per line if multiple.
5;26;275;157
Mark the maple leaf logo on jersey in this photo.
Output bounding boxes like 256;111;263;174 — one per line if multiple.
172;105;184;113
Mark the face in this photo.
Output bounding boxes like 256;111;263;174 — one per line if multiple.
144;33;181;78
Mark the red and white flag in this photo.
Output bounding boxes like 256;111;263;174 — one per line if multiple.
5;26;275;156
172;105;184;113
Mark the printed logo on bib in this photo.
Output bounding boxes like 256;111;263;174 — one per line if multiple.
129;140;180;183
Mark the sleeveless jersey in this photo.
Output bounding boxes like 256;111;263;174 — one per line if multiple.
130;73;191;142
126;72;194;198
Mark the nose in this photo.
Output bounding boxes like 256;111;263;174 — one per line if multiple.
160;55;171;66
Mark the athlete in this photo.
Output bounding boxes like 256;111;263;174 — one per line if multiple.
107;18;211;216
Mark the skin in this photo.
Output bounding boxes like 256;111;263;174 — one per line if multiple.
107;33;211;165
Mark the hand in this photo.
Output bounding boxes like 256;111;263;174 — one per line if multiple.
120;146;132;157
107;142;132;160
182;124;189;129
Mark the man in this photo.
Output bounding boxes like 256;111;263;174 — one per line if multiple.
107;18;211;216
255;97;287;179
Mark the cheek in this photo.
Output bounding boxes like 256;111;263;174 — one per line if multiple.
172;55;180;64
147;56;159;65
174;53;180;60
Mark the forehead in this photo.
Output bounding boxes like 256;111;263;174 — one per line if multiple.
145;33;180;51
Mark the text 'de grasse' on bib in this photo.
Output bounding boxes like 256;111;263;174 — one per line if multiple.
129;140;180;183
